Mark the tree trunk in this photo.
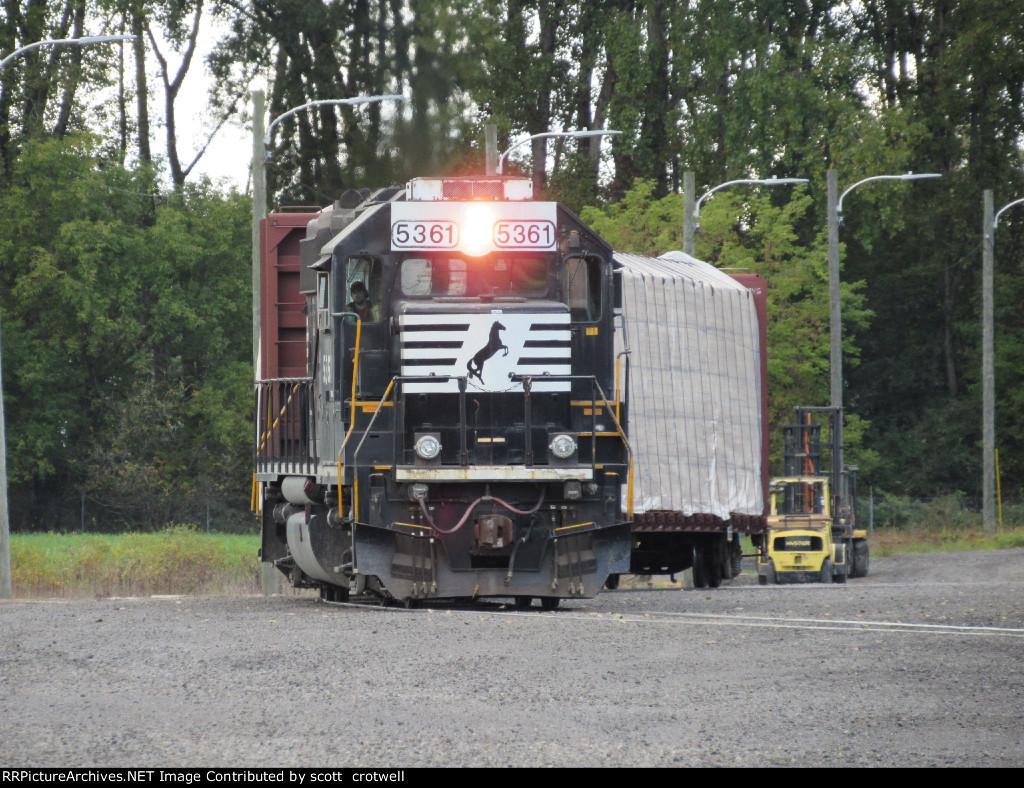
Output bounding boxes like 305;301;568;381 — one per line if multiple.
133;8;151;163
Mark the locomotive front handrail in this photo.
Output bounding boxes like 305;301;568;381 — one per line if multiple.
512;373;634;519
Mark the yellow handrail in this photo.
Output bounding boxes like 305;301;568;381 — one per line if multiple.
251;381;302;513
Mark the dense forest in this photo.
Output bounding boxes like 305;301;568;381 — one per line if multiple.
1;0;1023;530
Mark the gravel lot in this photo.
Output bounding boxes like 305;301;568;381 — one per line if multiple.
2;548;1023;768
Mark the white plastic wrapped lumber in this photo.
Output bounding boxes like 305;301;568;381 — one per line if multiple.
614;251;763;520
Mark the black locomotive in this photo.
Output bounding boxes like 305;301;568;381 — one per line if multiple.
255;176;632;607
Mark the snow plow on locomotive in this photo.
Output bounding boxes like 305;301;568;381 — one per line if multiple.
254;176;633;607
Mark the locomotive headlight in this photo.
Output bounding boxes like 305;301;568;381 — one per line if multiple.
461;204;495;257
549;433;577;459
414;434;442;460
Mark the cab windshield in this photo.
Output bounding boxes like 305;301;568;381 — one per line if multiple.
400;255;548;298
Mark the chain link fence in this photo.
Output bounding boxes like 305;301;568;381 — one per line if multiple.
9;490;257;534
860;490;1024;531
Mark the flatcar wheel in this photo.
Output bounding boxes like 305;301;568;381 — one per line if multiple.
707;550;722;589
692;545;708;588
540;597;560;611
514;596;533;609
730;540;743;578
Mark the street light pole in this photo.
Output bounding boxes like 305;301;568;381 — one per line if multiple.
982;192;1024;535
827;170;842;413
683;174;808;258
683;171;696;257
826;169;941;488
252;89;266;379
0;33;136;600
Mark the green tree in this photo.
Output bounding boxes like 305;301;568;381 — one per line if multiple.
0;136;252;529
843;0;1024;495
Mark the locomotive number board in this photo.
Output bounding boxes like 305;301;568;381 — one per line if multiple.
391;201;558;255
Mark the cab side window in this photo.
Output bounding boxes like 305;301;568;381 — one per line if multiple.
565;256;602;322
345;256;382;322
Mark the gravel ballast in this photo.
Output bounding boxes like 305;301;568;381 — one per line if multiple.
2;548;1022;767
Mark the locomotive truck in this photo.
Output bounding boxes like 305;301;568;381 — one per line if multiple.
254;175;768;605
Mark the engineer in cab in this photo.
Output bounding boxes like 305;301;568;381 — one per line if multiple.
347;281;381;322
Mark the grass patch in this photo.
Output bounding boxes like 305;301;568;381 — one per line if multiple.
865;492;1024;556
10;500;1024;598
869;524;1024;557
9;525;263;599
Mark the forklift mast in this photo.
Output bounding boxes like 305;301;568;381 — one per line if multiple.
782;407;856;529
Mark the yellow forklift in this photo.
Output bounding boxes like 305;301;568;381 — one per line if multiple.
757;407;869;584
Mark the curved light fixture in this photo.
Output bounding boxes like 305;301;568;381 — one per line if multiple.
264;94;404;149
837;172;941;222
0;34;136;71
693;176;809;224
496;130;622;175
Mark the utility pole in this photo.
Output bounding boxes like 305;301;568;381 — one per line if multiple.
683;171;696;258
982;190;995;536
826;169;842;414
485;124;498;175
252;89;266;378
251;90;276;595
0;317;10;599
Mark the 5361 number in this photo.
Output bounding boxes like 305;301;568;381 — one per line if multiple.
392;220;459;249
494;220;556;249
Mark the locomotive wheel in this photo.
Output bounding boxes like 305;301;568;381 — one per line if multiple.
540;597;560;611
513;596;533;609
320;585;349;603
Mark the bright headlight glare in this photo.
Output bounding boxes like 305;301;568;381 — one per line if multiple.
415;435;442;460
461;204;495;257
549;434;576;459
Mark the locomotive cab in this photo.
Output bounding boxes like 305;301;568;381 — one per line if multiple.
256;176;632;606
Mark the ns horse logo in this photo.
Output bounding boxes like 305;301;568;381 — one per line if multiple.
467;321;508;384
